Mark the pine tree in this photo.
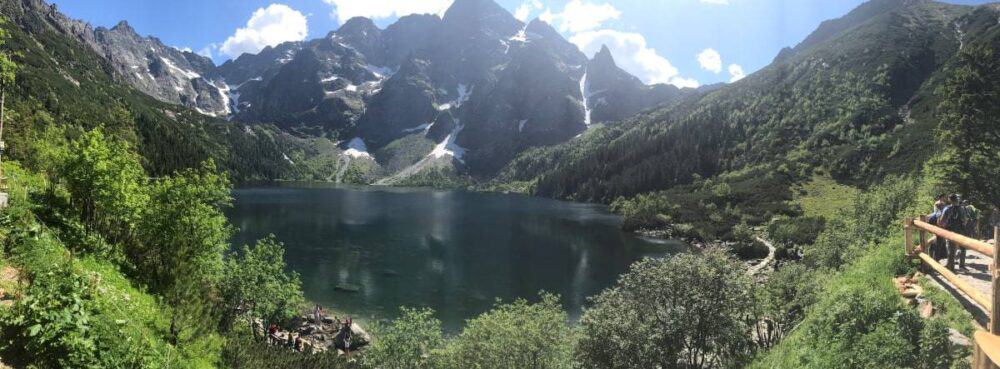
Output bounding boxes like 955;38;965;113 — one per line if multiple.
934;46;1000;208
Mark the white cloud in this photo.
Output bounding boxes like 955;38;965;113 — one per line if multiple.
197;45;215;59
219;4;308;59
177;46;193;53
514;0;544;22
728;64;746;82
571;29;699;88
323;0;452;24
540;0;621;33
696;48;723;74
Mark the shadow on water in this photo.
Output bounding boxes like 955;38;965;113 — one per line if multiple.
226;182;687;332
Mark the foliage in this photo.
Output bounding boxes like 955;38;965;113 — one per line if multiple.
1;262;100;369
64;129;148;252
753;263;819;350
137;160;232;344
221;331;358;369
610;165;799;241
441;294;574;369
766;216;825;258
221;235;305;332
803;176;922;270
576;248;754;369
750;173;955;369
363;308;443;369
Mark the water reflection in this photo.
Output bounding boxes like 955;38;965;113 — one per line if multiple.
227;184;686;331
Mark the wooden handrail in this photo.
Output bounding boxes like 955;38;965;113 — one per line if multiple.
913;219;993;257
975;331;1000;369
917;252;992;313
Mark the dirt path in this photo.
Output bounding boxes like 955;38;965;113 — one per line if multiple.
924;247;993;327
748;236;777;276
0;265;20;307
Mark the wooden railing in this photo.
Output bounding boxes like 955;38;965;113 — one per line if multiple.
905;217;1000;369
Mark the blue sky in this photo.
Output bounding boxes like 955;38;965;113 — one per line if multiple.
51;0;994;87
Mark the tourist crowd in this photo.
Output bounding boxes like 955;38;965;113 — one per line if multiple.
927;193;1000;271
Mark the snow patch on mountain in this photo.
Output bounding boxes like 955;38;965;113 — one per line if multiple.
160;57;201;80
430;119;467;163
343;137;374;159
365;64;394;79
402;123;432;133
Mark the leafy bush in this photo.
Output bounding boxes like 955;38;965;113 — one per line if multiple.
363;308;443;369
1;262;99;369
576;248;754;369
221;235;305;332
441;294;574;369
767;216;826;258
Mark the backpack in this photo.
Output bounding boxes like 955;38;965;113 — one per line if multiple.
941;205;965;231
965;205;980;235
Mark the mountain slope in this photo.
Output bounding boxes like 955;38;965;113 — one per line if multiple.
0;0;343;182
497;0;993;238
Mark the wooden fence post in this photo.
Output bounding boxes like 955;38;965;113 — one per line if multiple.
919;215;928;253
992;226;1000;333
905;217;914;256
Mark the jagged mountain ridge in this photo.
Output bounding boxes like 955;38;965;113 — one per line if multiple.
42;0;698;182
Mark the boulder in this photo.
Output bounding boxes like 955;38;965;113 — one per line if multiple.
949;328;972;347
918;300;935;318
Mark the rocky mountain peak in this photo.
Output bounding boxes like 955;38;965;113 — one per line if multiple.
443;0;522;35
111;20;135;34
336;17;381;38
592;44;616;67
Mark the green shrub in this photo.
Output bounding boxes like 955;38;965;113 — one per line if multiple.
363;308;443;369
1;261;100;369
576;248;755;369
441;294;574;369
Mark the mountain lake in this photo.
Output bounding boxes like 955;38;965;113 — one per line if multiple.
226;183;686;331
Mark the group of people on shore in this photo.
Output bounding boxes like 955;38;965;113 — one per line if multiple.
927;193;1000;271
265;305;358;355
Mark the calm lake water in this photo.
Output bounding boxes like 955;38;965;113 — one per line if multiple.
226;183;685;331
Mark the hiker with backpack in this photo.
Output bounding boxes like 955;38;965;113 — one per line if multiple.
963;199;980;239
938;194;967;271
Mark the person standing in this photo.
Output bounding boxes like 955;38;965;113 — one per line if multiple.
963;199;980;239
939;194;967;270
313;305;324;327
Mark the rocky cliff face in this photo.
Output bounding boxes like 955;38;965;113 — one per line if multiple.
40;7;235;117
29;0;699;181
